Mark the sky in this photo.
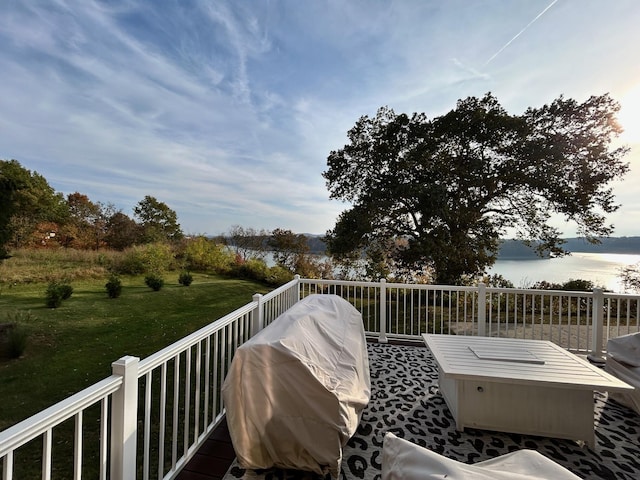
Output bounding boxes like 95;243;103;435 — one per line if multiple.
1;0;640;237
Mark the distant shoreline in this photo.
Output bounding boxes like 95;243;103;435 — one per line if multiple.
498;237;640;259
303;235;640;258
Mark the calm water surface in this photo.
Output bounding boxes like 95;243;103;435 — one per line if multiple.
489;252;640;292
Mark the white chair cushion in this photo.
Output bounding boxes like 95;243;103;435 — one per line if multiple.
382;432;580;480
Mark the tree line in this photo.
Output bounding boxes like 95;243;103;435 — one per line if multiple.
0;160;329;280
0;159;183;258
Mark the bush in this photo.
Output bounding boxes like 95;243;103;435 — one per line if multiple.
1;311;32;359
113;243;176;275
59;283;74;300
5;323;28;359
561;279;595;292
183;236;234;272
145;274;165;291
105;274;123;298
231;258;270;282
178;271;193;286
265;265;294;286
45;281;73;308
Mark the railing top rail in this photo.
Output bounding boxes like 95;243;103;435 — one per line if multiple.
485;287;594;296
298;278;382;288
602;291;640;300
384;282;479;291
0;375;122;454
139;301;258;376
301;278;639;299
260;277;300;301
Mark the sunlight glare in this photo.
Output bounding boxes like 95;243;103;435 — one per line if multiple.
618;85;640;144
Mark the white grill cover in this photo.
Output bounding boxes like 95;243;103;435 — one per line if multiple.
222;294;371;476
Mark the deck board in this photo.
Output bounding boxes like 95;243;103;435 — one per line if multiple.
176;418;235;480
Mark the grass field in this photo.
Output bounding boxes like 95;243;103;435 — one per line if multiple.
0;272;270;432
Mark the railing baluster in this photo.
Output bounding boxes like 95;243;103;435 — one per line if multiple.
143;371;152;480
212;330;219;420
100;398;108;480
43;429;52;480
204;337;211;432
4;451;14;480
172;355;179;470
158;363;167;480
195;341;202;444
74;412;82;480
183;349;191;457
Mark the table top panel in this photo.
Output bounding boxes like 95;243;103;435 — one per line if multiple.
422;334;632;392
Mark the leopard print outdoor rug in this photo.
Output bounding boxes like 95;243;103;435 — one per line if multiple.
223;343;640;480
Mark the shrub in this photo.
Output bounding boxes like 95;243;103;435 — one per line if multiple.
561;279;595;292
105;274;123;298
5;323;29;359
145;274;165;291
231;258;270;282
178;271;193;286
44;281;73;307
112;248;146;275
265;265;294;286
183;236;234;272
112;243;176;275
139;243;176;273
1;311;33;359
59;283;74;300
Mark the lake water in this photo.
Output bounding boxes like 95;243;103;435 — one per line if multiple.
263;250;640;293
489;252;640;292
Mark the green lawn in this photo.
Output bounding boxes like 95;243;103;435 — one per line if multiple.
0;273;270;431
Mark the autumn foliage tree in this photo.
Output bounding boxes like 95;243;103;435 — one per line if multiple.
133;195;183;243
0;159;68;255
323;93;629;284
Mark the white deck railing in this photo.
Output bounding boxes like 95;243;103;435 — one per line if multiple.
2;277;639;479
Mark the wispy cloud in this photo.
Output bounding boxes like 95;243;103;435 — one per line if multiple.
0;0;638;236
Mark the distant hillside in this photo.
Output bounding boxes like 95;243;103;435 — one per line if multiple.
306;236;640;258
499;237;640;259
304;234;327;254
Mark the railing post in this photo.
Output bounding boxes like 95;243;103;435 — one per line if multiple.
588;288;606;364
295;274;301;301
110;356;139;480
252;293;264;337
379;279;388;343
477;283;487;337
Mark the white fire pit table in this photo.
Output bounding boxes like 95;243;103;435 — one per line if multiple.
422;334;633;448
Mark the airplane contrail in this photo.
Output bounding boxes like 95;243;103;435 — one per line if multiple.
484;0;559;67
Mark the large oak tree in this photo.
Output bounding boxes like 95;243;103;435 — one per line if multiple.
323;93;629;284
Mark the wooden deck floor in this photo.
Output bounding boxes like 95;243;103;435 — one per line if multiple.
175;418;235;480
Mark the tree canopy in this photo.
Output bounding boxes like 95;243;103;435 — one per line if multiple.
0;159;68;256
323;93;629;284
133;195;183;243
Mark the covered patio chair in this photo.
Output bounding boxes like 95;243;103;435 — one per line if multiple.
382;432;580;480
605;332;640;414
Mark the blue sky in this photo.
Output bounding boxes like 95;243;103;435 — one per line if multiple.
1;0;639;237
